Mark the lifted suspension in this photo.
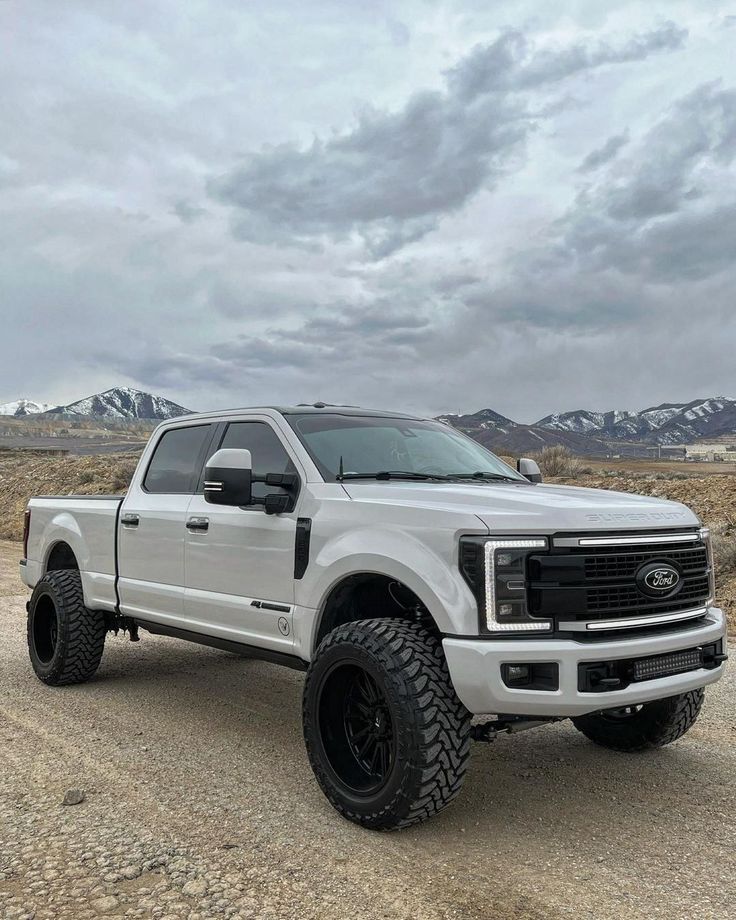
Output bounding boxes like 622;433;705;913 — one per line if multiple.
471;716;562;743
104;613;140;641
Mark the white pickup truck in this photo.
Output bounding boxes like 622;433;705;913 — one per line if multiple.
21;405;727;829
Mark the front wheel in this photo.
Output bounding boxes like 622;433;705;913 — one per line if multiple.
27;570;106;685
303;619;472;830
572;689;705;752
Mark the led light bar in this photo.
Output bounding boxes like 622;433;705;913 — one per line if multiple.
483;538;549;632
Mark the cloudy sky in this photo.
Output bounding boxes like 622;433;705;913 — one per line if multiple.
1;1;735;421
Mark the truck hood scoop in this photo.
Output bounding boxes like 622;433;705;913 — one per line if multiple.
341;481;699;533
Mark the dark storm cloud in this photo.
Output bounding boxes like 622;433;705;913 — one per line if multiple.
210;24;686;259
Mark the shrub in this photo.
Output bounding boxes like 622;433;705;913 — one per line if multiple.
532;446;583;478
111;460;138;492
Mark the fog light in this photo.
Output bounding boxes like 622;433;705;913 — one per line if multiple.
506;665;530;682
501;662;559;691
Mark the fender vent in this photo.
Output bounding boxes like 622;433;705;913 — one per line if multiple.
294;518;312;579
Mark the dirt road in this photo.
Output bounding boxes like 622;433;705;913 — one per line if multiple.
1;539;734;920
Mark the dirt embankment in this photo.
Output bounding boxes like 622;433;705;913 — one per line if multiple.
0;453;139;541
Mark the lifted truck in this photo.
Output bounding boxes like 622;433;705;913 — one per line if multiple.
21;405;727;829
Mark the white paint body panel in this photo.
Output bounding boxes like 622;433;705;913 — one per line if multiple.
20;407;725;718
20;497;122;611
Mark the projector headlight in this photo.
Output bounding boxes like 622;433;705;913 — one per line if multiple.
459;536;551;634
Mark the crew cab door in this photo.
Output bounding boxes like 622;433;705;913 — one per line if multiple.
183;419;302;651
117;423;216;623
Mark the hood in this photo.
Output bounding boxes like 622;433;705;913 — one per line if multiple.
341;480;700;534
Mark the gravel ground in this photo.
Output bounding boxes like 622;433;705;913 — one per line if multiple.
1;539;735;920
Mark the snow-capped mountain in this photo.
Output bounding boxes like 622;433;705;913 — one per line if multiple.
45;387;192;420
441;397;736;455
534;398;736;445
0;398;53;417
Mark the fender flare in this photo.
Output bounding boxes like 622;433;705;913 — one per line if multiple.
302;527;476;653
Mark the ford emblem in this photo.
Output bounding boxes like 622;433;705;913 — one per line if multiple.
635;561;682;598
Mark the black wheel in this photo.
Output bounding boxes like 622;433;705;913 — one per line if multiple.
27;570;106;686
572;689;705;752
303;619;472;830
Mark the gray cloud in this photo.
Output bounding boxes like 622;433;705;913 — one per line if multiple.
560;82;736;279
447;23;686;99
210;23;686;260
1;2;734;423
577;132;629;172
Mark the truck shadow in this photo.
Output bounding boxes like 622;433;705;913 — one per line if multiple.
91;634;730;851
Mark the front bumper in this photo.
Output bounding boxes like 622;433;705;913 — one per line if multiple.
443;607;727;717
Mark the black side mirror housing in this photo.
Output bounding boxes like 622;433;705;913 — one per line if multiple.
517;457;543;483
204;448;253;506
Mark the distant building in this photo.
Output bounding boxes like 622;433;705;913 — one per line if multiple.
685;442;736;461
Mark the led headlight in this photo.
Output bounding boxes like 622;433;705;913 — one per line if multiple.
460;536;551;634
699;526;716;605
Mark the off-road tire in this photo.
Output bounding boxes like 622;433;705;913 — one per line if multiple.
572;689;705;752
303;618;472;830
27;570;106;685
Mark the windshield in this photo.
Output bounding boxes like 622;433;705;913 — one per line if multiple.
287;414;525;482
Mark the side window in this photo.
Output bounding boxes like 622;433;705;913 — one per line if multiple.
144;425;212;494
219;422;296;499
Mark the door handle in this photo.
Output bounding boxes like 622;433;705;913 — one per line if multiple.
121;513;140;527
186;516;209;532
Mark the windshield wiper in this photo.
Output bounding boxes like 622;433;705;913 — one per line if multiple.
337;470;453;482
446;471;520;482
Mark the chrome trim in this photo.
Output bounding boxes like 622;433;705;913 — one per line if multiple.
558;606;709;632
554;532;700;548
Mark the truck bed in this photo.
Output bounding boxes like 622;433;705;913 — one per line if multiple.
22;495;125;613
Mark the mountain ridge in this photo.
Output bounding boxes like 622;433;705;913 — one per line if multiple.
442;396;736;455
0;387;192;421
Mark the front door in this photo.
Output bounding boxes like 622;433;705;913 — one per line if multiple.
183;419;302;651
117;423;215;624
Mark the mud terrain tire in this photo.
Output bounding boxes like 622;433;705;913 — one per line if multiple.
27;570;106;685
303;618;472;830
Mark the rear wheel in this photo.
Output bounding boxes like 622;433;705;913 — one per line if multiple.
27;570;106;685
303;619;472;830
571;689;704;752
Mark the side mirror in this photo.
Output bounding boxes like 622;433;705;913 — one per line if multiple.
204;448;253;506
517;457;542;483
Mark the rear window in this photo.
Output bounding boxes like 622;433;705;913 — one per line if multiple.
144;425;211;494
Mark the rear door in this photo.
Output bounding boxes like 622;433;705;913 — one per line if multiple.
183;419;302;650
118;423;216;624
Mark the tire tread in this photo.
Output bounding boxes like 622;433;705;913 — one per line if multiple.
303;618;471;830
27;570;106;685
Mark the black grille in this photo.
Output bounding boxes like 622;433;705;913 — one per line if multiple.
583;545;707;582
586;576;710;613
528;534;711;628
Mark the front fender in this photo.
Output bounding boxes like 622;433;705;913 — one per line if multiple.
297;526;478;652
